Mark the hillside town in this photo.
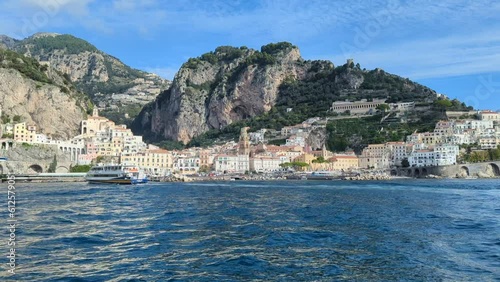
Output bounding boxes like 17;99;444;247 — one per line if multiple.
0;100;499;178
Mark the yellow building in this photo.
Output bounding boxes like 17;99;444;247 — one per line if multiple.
80;108;116;136
199;150;215;170
307;154;359;171
121;149;173;175
13;122;37;143
407;132;444;146
329;155;359;170
294;153;316;165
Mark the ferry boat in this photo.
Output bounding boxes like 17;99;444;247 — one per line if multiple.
85;164;148;184
286;171;339;180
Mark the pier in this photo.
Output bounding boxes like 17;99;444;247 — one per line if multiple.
1;173;86;183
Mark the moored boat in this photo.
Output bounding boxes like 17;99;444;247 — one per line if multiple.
85;164;148;184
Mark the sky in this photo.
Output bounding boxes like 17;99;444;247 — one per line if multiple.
1;0;500;110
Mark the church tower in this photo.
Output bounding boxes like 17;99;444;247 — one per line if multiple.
92;107;99;117
238;127;250;156
321;144;328;158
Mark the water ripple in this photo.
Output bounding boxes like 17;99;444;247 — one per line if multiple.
1;180;499;281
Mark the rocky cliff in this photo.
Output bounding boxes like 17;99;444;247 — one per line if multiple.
0;35;18;50
0;49;89;139
133;42;438;145
134;43;313;144
4;33;170;122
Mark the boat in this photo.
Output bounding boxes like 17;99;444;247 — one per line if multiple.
464;176;478;180
305;171;339;180
285;171;339;180
85;164;148;184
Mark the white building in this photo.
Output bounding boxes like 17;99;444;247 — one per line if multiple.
445;134;475;145
249;129;266;144
479;136;500;150
250;156;286;173
386;142;413;167
389;102;415;112
434;144;459;166
408;144;458;167
286;135;306;147
479;111;500;123
330;99;387;115
176;157;200;174
469;120;494;132
214;155;250;173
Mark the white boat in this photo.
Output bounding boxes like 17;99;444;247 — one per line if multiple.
85;164;148;184
464;176;478;180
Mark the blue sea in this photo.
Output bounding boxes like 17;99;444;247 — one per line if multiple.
1;179;500;281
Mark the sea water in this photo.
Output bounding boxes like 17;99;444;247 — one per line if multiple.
1;179;499;281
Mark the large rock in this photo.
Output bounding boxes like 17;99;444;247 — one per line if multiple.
0;68;85;139
306;127;327;150
134;43;310;144
133;42;438;145
3;33;170;120
0;35;18;50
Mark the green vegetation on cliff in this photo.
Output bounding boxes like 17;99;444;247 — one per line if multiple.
187;62;441;149
18;34;98;55
460;146;500;163
7;33;168;125
186;42;295;69
0;48;93;113
0;48;52;83
325;113;439;153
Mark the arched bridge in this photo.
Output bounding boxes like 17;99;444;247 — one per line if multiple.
396;161;500;178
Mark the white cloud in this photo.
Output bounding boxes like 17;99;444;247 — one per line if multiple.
326;29;500;79
1;0;499;82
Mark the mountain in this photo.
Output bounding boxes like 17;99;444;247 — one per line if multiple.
132;42;443;145
0;35;18;50
0;48;91;139
4;33;170;123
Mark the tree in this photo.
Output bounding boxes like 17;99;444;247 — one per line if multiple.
12;115;22;123
312;156;328;163
70;165;91;172
376;104;390;113
199;165;211;173
1;114;10;124
280;161;309;170
48;155;57;173
401;158;410;168
489;147;500;161
435;99;453;108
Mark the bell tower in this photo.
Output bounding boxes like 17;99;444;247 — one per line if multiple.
238;127;250;156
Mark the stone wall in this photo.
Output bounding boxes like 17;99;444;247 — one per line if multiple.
394;161;500;178
0;144;73;174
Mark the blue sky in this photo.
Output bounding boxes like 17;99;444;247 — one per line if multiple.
1;0;500;110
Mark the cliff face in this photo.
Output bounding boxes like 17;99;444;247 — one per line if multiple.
134;43;310;144
0;35;18;50
133;43;438;145
5;33;170;120
0;49;88;139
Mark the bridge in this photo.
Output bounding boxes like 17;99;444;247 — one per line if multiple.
393;161;500;178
